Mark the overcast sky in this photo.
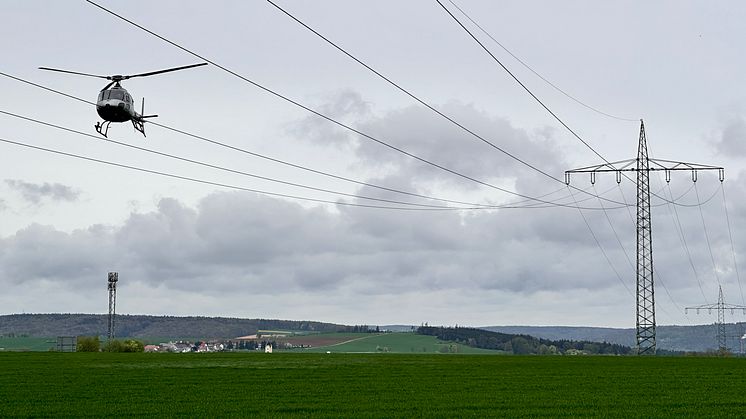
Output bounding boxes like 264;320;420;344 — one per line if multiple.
2;1;746;328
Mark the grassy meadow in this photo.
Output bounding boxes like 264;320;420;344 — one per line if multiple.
0;337;55;352
1;352;745;417
295;332;502;354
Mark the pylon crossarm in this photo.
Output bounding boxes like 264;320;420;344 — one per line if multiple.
647;158;724;171
565;158;636;174
685;303;746;311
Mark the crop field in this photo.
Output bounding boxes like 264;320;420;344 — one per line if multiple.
0;337;55;352
290;332;501;354
1;353;745;417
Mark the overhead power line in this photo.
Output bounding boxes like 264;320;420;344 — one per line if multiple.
720;183;746;305
434;0;611;164
0;70;625;211
83;0;630;208
0;109;478;210
566;186;632;295
264;0;601;198
0;136;489;211
694;182;722;288
4;107;630;211
446;0;638;122
267;0;678;318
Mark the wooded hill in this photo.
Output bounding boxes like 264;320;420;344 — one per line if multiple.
0;314;347;339
483;324;746;353
418;326;632;355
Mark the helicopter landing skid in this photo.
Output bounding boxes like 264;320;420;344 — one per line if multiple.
95;121;111;138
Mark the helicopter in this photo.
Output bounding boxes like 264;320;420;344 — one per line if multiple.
38;63;207;138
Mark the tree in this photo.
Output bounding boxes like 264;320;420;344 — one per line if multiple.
123;339;144;352
511;337;531;354
102;339;144;352
77;336;100;352
103;339;124;352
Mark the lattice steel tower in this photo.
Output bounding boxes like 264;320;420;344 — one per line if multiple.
107;272;118;342
565;120;723;355
686;286;746;353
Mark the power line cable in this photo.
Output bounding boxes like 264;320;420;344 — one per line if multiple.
592;184;683;313
434;0;611;164
264;0;607;200
446;0;637;122
566;186;631;296
664;182;709;303
0;70;628;211
0;136;491;211
83;0;630;208
721;182;746;305
436;0;712;212
694;182;722;288
6;107;629;211
0;109;488;210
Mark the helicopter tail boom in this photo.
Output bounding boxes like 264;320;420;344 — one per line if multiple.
131;97;157;137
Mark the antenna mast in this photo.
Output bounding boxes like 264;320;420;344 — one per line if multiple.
107;272;118;343
565;120;724;355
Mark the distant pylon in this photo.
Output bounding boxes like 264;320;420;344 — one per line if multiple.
686;285;746;353
566;120;724;355
107;272;118;342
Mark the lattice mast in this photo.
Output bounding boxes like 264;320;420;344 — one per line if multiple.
635;123;655;354
565;120;724;355
686;285;746;352
107;272;118;342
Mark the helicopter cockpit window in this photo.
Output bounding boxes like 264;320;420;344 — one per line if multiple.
109;90;125;100
98;91;105;101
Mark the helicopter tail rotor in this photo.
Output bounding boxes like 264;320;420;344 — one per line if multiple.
139;97;158;119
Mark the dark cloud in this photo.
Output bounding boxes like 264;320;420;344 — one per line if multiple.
0;190;643;296
0;173;739;325
5;179;80;205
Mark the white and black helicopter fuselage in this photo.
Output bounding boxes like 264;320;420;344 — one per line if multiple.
39;63;207;138
95;82;154;137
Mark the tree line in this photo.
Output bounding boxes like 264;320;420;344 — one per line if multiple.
417;326;632;355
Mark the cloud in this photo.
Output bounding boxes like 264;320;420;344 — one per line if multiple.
287;89;371;148
0;190;644;296
713;117;746;157
0;101;737;326
5;179;80;205
355;102;563;180
0;173;738;326
290;96;566;195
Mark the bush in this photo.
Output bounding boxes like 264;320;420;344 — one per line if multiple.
103;339;144;353
77;336;100;352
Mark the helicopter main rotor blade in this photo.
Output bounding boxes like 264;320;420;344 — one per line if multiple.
123;62;207;79
38;67;109;79
101;80;117;91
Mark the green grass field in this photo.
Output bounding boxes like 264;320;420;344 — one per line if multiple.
1;353;745;417
0;337;55;351
298;332;502;354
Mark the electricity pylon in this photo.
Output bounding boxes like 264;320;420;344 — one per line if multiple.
686;285;746;353
565;120;724;355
